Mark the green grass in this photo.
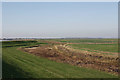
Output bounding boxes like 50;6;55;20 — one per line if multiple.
48;39;118;43
68;44;118;53
2;40;118;78
2;40;48;48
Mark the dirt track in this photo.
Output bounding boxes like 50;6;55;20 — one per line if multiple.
20;44;119;75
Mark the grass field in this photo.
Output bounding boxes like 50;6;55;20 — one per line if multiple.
68;44;118;53
47;39;118;43
2;39;118;78
49;39;118;53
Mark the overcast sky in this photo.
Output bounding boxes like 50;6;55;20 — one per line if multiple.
2;2;118;38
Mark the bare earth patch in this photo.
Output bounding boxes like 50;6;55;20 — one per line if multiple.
19;44;119;75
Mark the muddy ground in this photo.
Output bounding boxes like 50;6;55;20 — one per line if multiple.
19;43;119;75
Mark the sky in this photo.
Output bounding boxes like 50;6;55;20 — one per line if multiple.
2;2;118;38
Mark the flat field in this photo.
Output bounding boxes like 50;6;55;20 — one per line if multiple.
2;39;119;78
48;39;118;55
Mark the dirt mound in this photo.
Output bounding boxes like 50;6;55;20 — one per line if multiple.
20;44;119;75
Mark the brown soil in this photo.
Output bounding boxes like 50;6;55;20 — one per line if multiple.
19;44;119;75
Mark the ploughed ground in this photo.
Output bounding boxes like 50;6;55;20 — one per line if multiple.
19;42;119;75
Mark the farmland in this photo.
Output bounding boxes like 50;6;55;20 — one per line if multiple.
2;39;119;78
